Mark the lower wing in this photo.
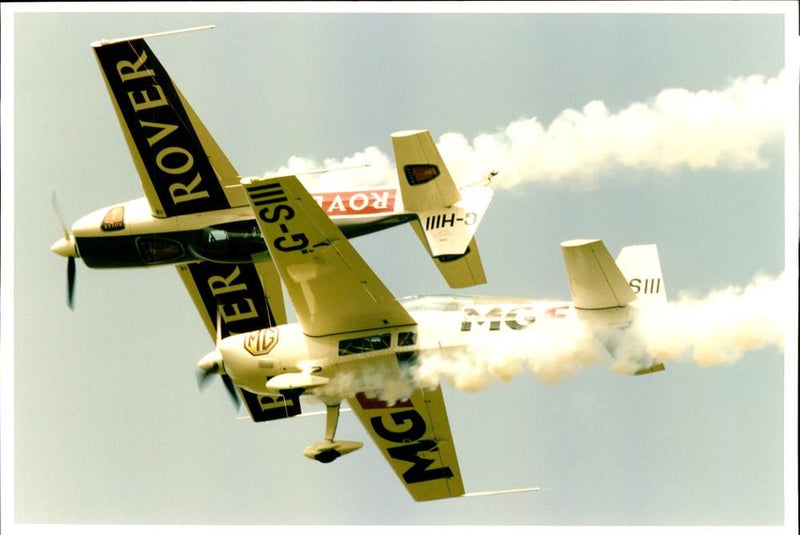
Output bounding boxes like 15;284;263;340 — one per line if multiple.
348;387;464;501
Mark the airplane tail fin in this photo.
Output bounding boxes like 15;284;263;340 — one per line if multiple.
391;130;493;288
561;239;666;375
615;244;667;308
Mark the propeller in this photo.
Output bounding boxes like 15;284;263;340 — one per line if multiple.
51;193;79;309
196;311;240;409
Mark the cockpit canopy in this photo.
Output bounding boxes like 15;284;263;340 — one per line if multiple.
187;221;270;264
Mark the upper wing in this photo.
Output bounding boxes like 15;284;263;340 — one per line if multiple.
348;387;464;501
92;32;246;217
241;175;415;337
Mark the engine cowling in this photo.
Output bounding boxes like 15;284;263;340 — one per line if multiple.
216;323;310;394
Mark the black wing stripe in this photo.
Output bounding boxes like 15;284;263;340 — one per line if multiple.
182;261;277;338
94;39;230;217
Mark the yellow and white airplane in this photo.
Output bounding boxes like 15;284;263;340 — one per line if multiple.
197;173;667;501
50;26;494;327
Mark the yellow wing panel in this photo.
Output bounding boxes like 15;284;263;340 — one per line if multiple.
349;388;464;501
241;175;415;337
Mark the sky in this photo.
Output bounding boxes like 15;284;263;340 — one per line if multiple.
2;2;798;532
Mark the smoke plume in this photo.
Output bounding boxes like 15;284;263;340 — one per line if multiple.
270;73;787;396
305;272;786;401
272;71;785;191
629;271;787;367
408;272;786;391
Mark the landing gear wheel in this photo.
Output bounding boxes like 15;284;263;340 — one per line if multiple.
314;449;341;464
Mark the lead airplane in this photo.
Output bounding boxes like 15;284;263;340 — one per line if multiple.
51;28;494;421
50;27;493;332
197;173;667;501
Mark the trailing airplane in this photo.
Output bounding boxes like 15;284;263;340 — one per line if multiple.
197;173;667;501
50;26;494;336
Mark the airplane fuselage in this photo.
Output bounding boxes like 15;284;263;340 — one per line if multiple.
211;295;580;399
59;188;413;268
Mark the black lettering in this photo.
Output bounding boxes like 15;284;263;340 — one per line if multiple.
258;204;294;224
388;440;455;484
94;40;229;216
186;262;276;338
371;409;426;443
248;182;285;202
629;278;642;294
505;307;536;330
441;213;456;227
274;233;309;252
461;307;503;331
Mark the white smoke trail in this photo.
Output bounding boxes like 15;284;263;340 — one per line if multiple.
267;73;786;394
314;360;417;405
411;316;603;390
408;272;786;392
630;271;787;367
270;71;785;191
308;272;786;399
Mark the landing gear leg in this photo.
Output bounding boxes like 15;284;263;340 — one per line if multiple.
315;403;343;464
303;401;363;463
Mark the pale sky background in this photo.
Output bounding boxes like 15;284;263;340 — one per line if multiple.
2;2;798;531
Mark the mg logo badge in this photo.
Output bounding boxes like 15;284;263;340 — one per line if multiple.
244;327;279;356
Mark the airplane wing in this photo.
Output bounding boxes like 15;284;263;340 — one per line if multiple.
93;31;299;420
241;175;415;337
176;260;286;339
92;31;247;217
348;388;465;501
241;176;464;496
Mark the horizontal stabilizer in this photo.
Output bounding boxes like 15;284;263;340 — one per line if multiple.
561;239;636;310
410;226;487;288
393;130;491;287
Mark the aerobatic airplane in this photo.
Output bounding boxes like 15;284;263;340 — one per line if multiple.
50;25;494;339
196;173;668;501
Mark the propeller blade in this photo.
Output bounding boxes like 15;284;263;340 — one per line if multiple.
67;256;76;310
52;192;79;309
51;192;70;241
221;375;241;409
196;366;216;389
